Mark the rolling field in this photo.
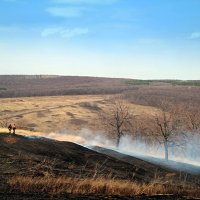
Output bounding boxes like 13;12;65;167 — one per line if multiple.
1;86;200;199
0;95;158;133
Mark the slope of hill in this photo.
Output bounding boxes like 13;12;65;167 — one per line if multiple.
0;75;200;98
1;132;200;199
0;132;152;181
0;75;131;98
92;146;200;180
1;132;200;183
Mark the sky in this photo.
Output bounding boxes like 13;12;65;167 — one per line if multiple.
0;0;200;79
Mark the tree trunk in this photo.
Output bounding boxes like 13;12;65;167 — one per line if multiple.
116;136;120;148
164;141;169;161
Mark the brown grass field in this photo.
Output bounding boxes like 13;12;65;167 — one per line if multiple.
0;95;158;133
1;93;200;199
8;176;200;198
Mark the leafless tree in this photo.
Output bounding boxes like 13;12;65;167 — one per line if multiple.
183;103;200;133
100;98;133;148
151;101;183;161
180;103;200;159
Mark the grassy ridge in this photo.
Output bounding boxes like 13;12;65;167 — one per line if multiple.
125;80;151;85
0;75;200;98
125;79;200;86
166;80;200;86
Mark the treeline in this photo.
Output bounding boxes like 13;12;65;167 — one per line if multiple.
163;80;200;86
0;75;200;99
0;75;131;98
123;86;200;108
100;98;200;161
125;79;200;86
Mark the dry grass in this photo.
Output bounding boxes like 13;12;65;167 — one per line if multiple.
0;95;158;133
0;128;42;136
8;176;200;197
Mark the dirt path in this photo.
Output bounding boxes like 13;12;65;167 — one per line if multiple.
0;104;72;120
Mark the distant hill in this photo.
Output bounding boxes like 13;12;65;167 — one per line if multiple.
0;75;199;98
0;75;131;98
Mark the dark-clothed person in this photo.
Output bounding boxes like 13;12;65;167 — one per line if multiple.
8;124;12;134
13;124;16;134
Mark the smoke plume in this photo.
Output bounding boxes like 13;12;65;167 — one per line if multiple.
45;128;200;168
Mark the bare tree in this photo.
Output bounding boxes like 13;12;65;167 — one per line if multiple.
180;103;200;160
151;102;183;161
183;103;200;133
100;98;133;148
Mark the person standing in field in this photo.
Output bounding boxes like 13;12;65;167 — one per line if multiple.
8;124;12;134
12;124;16;134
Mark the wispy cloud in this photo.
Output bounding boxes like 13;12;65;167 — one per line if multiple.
2;0;26;3
51;0;119;5
46;7;85;18
41;27;61;37
2;0;17;2
47;0;119;18
41;27;89;38
0;25;22;32
189;32;200;40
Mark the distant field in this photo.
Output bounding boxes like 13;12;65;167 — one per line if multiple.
0;75;131;98
0;75;200;98
0;75;199;134
0;95;158;133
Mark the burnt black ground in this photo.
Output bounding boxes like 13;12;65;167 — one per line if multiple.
0;133;153;181
91;146;200;184
1;133;193;182
1;132;200;199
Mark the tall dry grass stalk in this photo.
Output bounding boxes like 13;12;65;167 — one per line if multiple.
8;176;200;197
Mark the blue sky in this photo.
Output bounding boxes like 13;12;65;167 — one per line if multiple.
0;0;200;79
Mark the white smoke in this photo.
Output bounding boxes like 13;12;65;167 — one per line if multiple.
44;128;200;168
119;135;200;167
45;128;115;148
